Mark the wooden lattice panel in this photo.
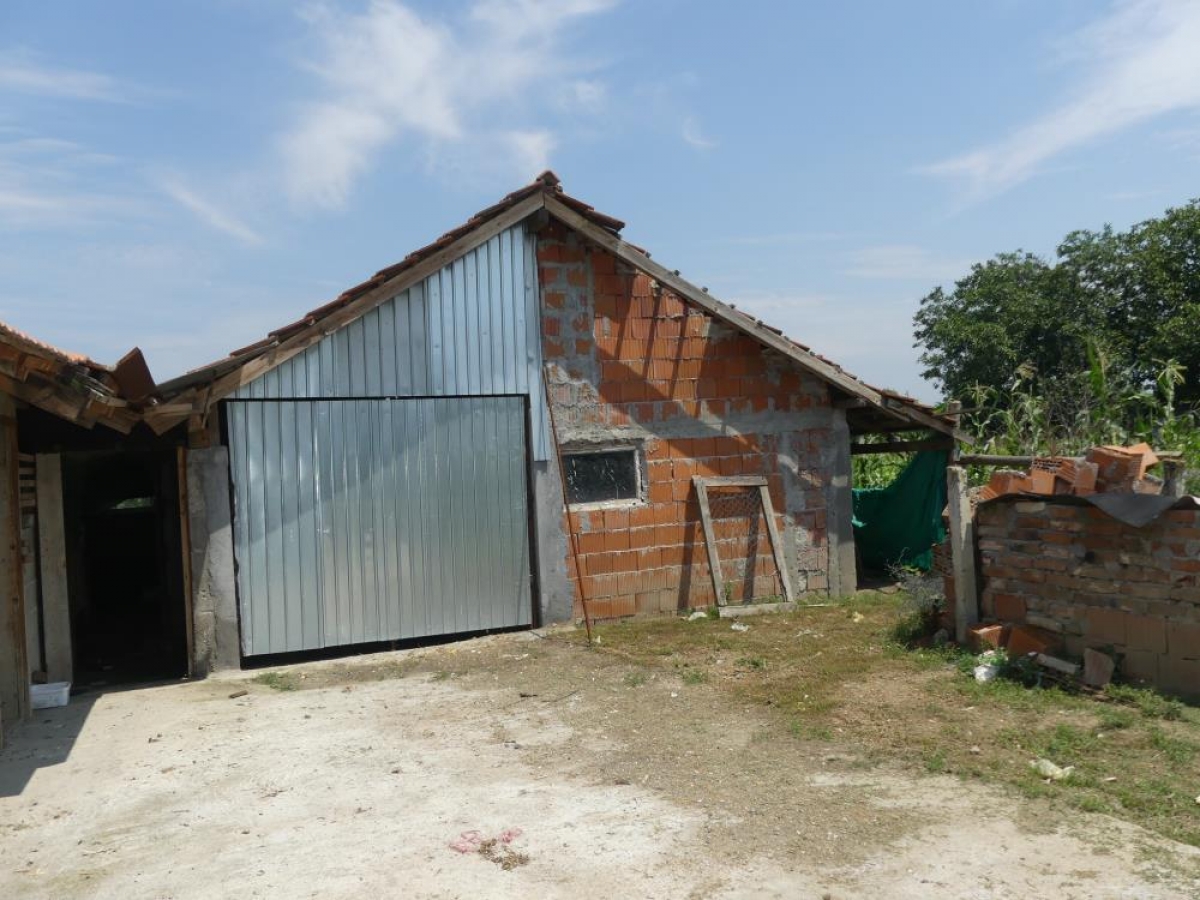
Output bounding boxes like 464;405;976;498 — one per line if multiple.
693;476;793;606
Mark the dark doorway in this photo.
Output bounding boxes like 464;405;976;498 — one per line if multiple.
62;450;187;685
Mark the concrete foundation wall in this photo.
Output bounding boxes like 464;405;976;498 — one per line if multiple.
532;459;573;625
187;446;239;674
537;224;846;618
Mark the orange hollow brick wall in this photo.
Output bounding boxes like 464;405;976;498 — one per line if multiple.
977;498;1200;696
537;222;836;620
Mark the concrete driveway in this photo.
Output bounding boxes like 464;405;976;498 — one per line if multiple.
2;631;1197;899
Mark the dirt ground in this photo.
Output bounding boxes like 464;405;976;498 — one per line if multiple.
2;630;1199;899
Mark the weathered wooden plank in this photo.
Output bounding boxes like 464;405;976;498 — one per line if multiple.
0;396;29;734
697;475;768;487
36;454;72;684
177;447;195;678
851;438;954;455
757;484;794;603
693;478;726;606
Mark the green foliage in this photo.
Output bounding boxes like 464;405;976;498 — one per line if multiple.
915;199;1200;405
914;199;1200;489
958;356;1200;493
851;430;948;489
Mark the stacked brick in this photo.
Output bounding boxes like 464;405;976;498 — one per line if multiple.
537;223;834;619
977;499;1200;696
976;443;1160;503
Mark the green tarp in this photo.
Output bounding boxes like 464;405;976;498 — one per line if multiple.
852;450;949;572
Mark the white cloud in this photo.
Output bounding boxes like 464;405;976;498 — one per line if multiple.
922;0;1200;201
681;116;716;150
0;135;141;227
844;245;970;283
0;55;127;102
556;79;607;114
281;0;617;209
158;177;264;245
502;129;556;174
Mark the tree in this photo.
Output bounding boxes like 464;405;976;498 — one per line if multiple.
914;199;1200;405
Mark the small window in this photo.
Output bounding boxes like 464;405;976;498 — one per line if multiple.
564;449;640;505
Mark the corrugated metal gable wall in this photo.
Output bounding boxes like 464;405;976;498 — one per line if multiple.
232;222;549;460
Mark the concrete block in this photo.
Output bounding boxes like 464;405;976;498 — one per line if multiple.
1007;625;1060;657
1167;622;1200;660
1126;615;1167;655
1025;613;1064;633
1121;649;1159;684
1083;648;1115;687
993;592;1027;622
1158;657;1200;697
1085;607;1128;646
976;623;1010;648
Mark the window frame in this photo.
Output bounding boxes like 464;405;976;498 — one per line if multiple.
561;442;646;510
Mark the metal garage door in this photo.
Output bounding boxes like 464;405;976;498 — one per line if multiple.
226;396;533;656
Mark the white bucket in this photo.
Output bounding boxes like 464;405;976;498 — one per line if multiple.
30;681;71;709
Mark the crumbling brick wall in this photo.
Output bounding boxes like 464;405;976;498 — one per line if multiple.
537;223;839;619
978;498;1200;695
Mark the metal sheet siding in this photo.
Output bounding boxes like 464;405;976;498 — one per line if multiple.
231;223;549;459
228;396;533;656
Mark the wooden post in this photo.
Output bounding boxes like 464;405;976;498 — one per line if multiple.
693;479;725;605
946;465;978;643
177;447;195;677
756;485;794;603
0;394;30;733
36;454;72;684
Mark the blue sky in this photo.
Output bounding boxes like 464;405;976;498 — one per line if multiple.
2;0;1199;400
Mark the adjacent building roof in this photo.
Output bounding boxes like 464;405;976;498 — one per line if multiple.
0;322;141;433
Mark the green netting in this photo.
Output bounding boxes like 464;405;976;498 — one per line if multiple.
852;450;949;572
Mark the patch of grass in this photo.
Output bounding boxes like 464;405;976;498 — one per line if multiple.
1036;723;1100;760
431;670;452;682
1147;727;1197;765
924;749;948;774
681;669;708;685
1073;793;1111;814
1105;684;1186;721
735;656;767;670
252;671;299;691
1097;707;1137;731
572;594;1200;848
788;719;834;741
623;671;647;687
